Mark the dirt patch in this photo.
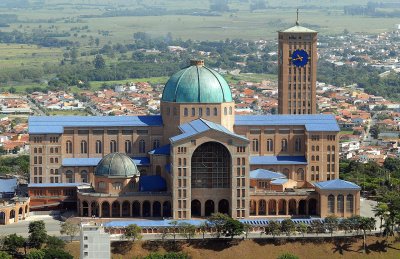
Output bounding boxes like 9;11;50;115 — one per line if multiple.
63;236;400;259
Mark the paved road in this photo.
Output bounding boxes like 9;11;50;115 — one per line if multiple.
2;199;380;238
0;215;62;237
24;97;45;116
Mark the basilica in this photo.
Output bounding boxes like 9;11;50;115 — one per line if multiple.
28;22;361;220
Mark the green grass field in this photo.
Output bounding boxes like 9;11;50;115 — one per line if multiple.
0;44;63;69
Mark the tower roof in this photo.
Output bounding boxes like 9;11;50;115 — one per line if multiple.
279;25;317;33
161;60;233;103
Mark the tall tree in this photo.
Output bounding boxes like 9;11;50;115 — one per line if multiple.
93;54;106;69
223;218;244;239
3;234;25;255
281;219;296;237
358;217;376;253
60;221;79;242
28;221;47;249
123;224;142;242
324;215;339;237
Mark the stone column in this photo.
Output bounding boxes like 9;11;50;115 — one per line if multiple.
275;202;278;215
255;200;259;216
285;200;289;215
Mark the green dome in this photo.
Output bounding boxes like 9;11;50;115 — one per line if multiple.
161;60;233;103
95;153;139;178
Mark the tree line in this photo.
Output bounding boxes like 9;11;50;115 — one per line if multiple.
0;220;73;258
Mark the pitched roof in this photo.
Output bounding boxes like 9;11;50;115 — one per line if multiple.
148;144;171;155
250;156;307;165
235;114;339;132
314;179;361;190
29;115;163;134
250;169;286;180
170;118;249;143
62;157;150;167
0;178;17;193
279;25;317;33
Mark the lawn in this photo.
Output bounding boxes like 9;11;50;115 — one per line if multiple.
65;236;400;259
47;109;90;116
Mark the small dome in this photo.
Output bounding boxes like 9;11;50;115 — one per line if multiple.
95;153;139;178
161;60;233;103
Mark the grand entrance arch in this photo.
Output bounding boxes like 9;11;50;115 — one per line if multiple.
205;200;215;216
191;142;231;188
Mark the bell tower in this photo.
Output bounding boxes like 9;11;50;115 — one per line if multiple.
278;10;318;115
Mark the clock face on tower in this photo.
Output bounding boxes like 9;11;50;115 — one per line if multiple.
291;49;309;67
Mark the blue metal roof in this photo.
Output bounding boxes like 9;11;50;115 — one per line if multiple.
28;183;90;188
105;219;205;228
170;118;248;143
28;115;163;134
314;179;361;191
148;144;171;156
133;157;150;166
271;178;289;185
62;158;101;167
250;169;286;180
139;175;167;192
0;178;17;193
104;218;324;228
235;114;339;132
250;156;307;165
62;157;150;167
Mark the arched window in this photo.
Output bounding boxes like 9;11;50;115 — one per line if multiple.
229;106;232;115
332;145;335;151
295;137;301;152
125;140;132;153
153;139;160;149
316;155;320;161
297;168;305;181
252;139;259;152
266;139;273;152
80;140;87;154
156;165;161;176
178;158;182;166
224;107;227;115
283;168;290;179
110;140;117;153
312;155;315;161
66;170;74;183
312;145;315;151
206;107;210;116
327;146;331;151
66;141;72;154
191;108;195;116
139;139;145;153
346;194;354;213
281;139;288;152
199;108;203;117
183;158;187;166
213;107;218;116
95;140;102;154
328;195;335;214
316;146;320;151
50;147;54;153
184;108;188;117
337;194;344;213
81;170;88;183
34;148;37;153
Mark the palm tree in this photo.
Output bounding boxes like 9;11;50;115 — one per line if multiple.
358;217;376;253
372;202;388;235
